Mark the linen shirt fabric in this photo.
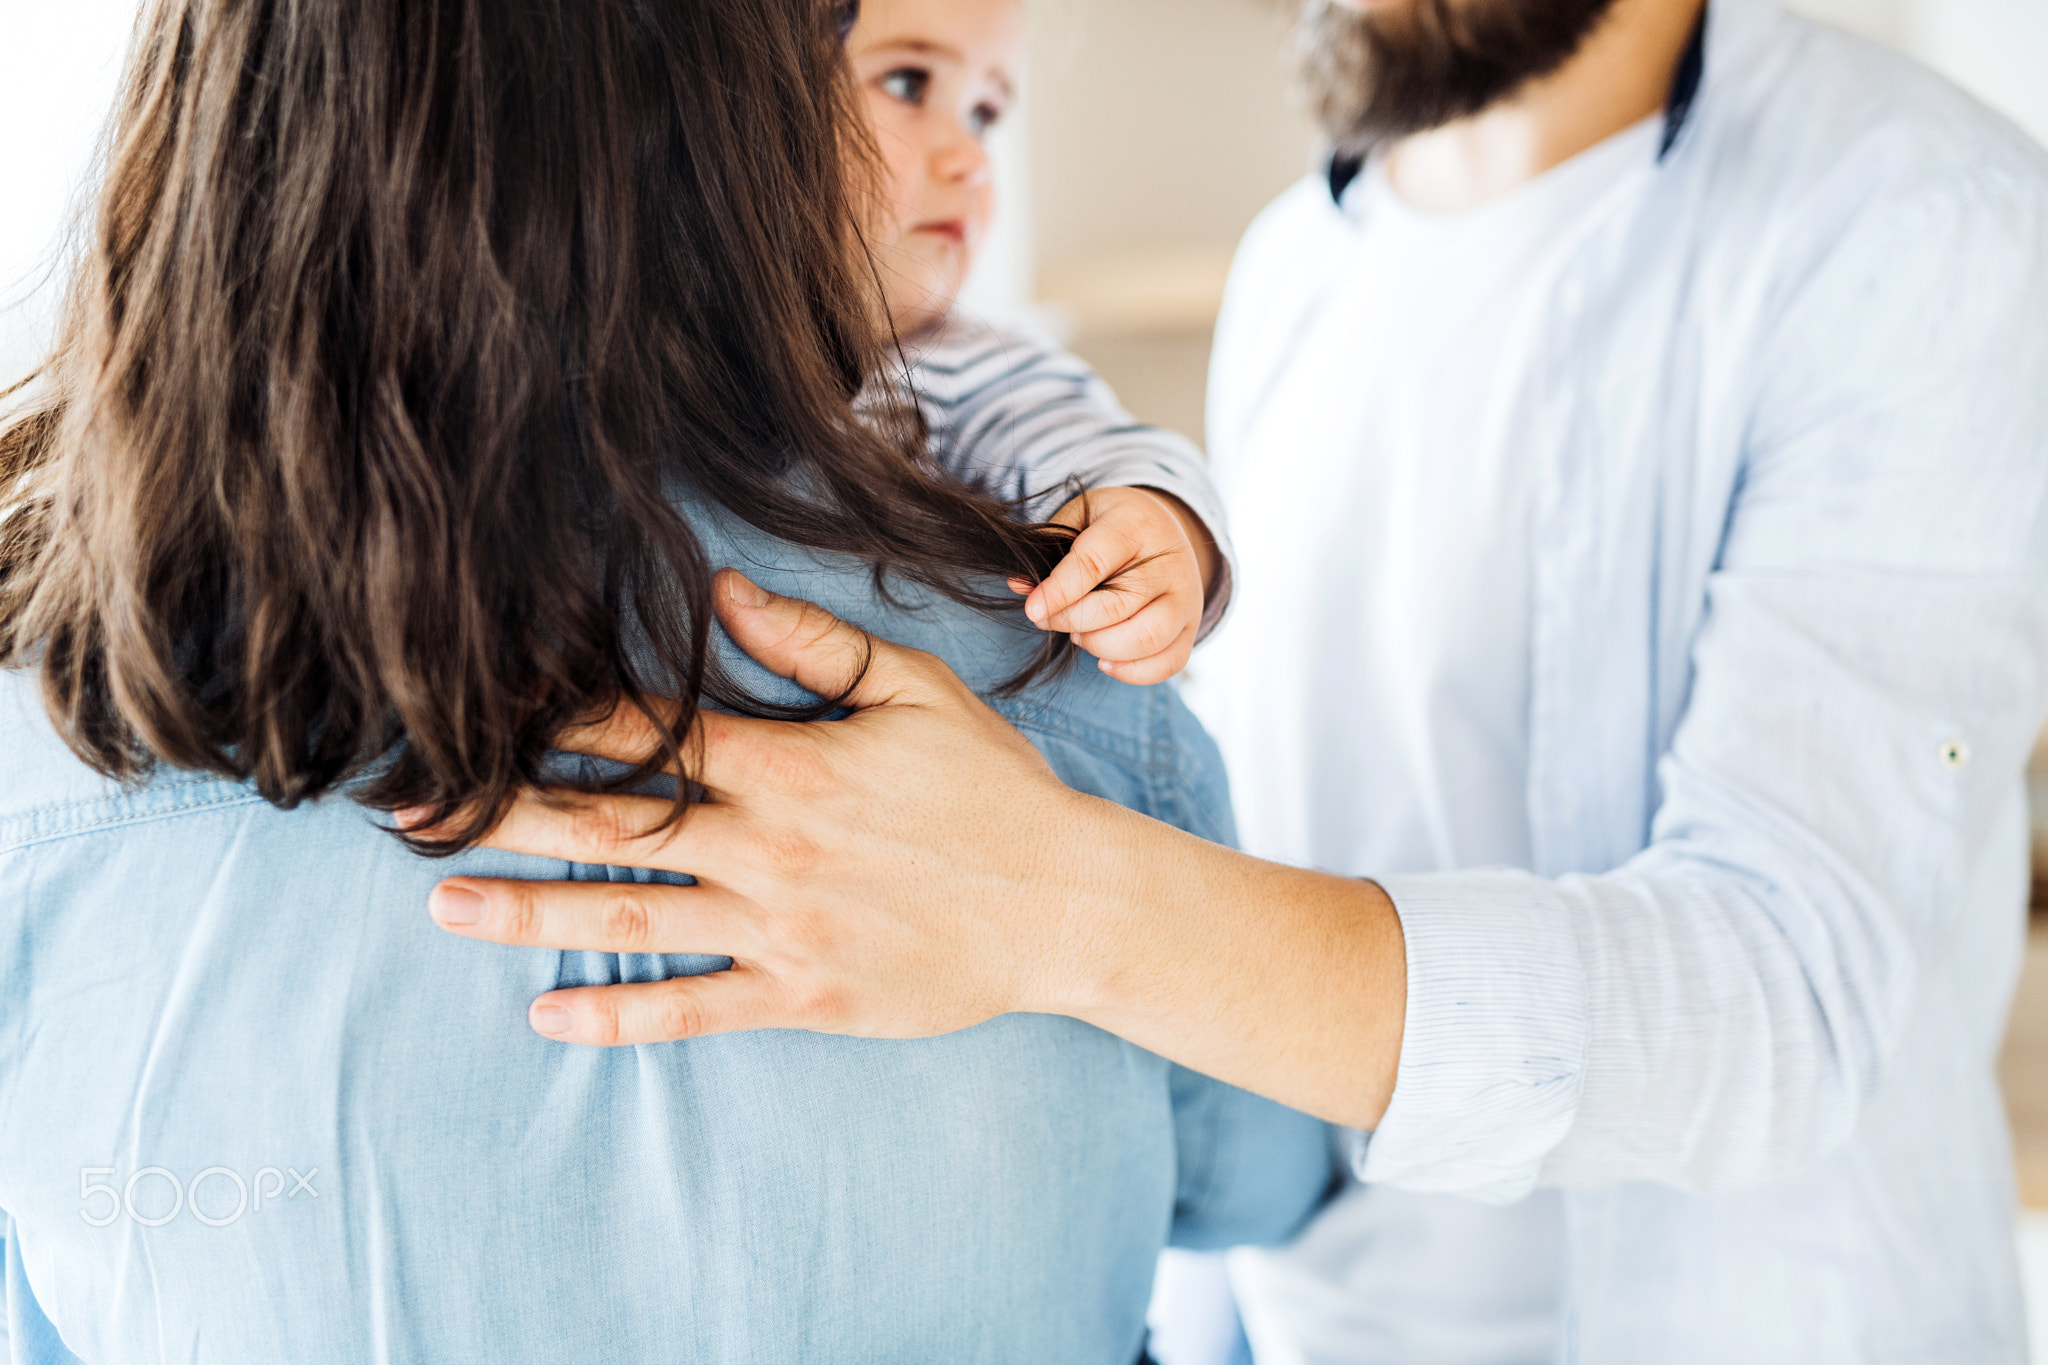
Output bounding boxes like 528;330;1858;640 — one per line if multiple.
1194;0;2048;1359
1185;114;1666;1365
1189;113;1666;879
0;513;1333;1364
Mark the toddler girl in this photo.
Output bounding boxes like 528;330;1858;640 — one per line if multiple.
851;0;1234;683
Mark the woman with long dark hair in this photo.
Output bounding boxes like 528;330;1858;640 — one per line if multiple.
0;0;1327;1358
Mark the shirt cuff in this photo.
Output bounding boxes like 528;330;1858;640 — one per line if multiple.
1350;869;1588;1203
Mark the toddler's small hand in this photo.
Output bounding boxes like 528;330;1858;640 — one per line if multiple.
1009;487;1214;686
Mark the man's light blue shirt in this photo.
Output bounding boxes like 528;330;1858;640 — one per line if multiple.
1202;1;2048;1359
0;522;1334;1363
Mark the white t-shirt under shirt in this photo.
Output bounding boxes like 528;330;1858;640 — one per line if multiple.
1180;117;1663;1364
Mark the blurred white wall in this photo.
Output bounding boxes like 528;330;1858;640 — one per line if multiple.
1010;0;2048;433
0;0;136;384
1908;0;2048;145
1786;0;1911;45
1019;0;1313;342
1026;0;1314;264
2;1;2043;391
1792;0;2048;142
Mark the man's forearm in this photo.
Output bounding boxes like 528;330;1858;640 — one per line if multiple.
1044;793;1407;1130
432;572;1406;1128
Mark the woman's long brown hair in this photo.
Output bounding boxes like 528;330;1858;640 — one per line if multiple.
0;0;1072;851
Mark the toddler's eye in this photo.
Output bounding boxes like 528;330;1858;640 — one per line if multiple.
879;67;931;106
968;101;1005;138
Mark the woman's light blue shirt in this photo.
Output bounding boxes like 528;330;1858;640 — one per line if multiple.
0;525;1333;1363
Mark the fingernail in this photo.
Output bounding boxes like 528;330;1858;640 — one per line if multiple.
429;885;485;926
1026;598;1046;624
724;574;771;608
1099;658;1115;674
531;1004;575;1037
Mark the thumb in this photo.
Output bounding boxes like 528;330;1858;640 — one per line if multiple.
714;569;901;707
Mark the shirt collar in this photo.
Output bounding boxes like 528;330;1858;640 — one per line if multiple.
1326;6;1710;205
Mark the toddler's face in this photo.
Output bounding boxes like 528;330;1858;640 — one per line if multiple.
849;0;1022;335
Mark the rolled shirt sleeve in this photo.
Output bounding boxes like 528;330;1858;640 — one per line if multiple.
1356;869;1588;1203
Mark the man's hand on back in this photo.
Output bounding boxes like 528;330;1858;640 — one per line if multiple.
416;569;1115;1047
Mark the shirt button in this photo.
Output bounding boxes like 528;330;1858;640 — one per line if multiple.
1938;739;1970;770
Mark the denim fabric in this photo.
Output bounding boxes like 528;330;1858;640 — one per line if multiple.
0;515;1332;1363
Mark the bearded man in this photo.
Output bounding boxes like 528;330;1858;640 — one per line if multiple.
421;0;2048;1360
1177;0;2048;1358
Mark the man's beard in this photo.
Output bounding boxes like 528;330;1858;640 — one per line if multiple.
1299;0;1624;154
